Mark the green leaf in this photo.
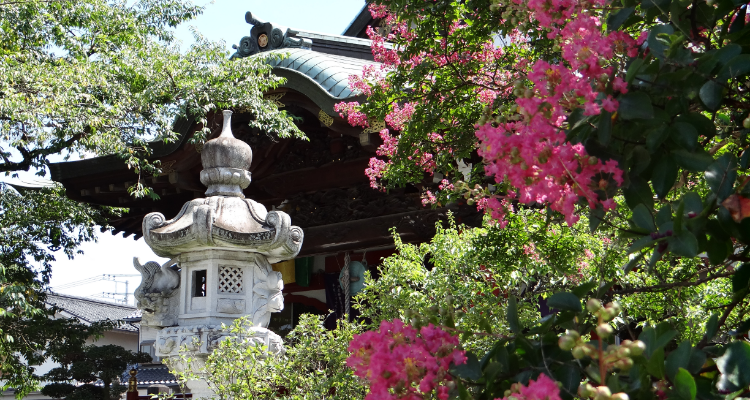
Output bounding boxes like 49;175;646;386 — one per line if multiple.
647;24;675;59
647;347;666;379
666;340;692;381
608;7;635;31
670;122;699;150
628;235;656;254
646;125;670;152
652;156;678;198
590;204;605;233
706;154;737;201
716;341;750;392
622;252;646;273
619;92;655;120
675;112;716;139
732;263;750;293
706;236;730;265
688;348;707;374
633;203;656;232
647;248;664;273
667;230;699;257
697;44;741;75
597;110;612;145
699;80;724;111
450;352;482;381
624;176;655;210
626;57;646;83
546;292;582;312
735;319;750;336
457;380;472;400
682;191;704;215
674;368;697;400
717;54;750;80
571;281;599;298
656;205;673;227
507;296;521;334
552;364;581;400
631;146;652;174
653;327;678;354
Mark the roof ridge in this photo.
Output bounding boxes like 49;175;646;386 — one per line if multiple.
46;292;136;310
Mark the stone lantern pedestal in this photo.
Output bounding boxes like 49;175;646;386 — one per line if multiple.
133;110;303;399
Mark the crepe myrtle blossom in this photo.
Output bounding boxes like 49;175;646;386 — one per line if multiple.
347;319;466;400
475;2;635;225
495;373;563;400
339;1;638;226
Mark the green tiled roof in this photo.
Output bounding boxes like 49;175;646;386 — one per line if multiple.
266;48;378;100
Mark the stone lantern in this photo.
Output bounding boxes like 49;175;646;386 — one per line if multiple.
133;110;303;398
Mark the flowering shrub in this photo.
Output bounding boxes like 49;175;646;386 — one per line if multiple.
337;0;750;398
347;319;466;400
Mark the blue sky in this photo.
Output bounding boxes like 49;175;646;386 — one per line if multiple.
44;0;367;303
174;0;366;47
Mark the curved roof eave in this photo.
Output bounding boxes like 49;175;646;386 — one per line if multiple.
262;48;376;113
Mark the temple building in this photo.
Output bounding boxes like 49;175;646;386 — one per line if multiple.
48;6;481;346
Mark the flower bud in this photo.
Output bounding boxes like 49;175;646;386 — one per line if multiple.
596;323;614;338
611;393;629;400
559;335;577;351
744;117;750;130
572;346;587;359
594;386;611;400
606;302;622;315
629;340;646;356
586;298;602;313
616;346;631;358
618;358;634;370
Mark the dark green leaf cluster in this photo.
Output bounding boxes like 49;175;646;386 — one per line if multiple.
0;183;122;396
41;344;152;400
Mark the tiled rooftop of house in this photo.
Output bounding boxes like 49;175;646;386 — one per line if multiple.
46;293;139;332
123;365;179;385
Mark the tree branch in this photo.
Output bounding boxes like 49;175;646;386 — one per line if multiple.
0;131;86;173
611;271;734;295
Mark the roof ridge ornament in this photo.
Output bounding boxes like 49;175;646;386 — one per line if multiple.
230;11;312;59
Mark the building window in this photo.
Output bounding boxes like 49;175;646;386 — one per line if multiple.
193;270;207;297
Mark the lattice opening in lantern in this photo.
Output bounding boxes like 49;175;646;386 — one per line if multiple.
218;266;243;293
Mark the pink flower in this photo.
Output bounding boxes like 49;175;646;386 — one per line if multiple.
612;77;628;93
601;96;619;113
347;320;466;400
495;374;562;400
